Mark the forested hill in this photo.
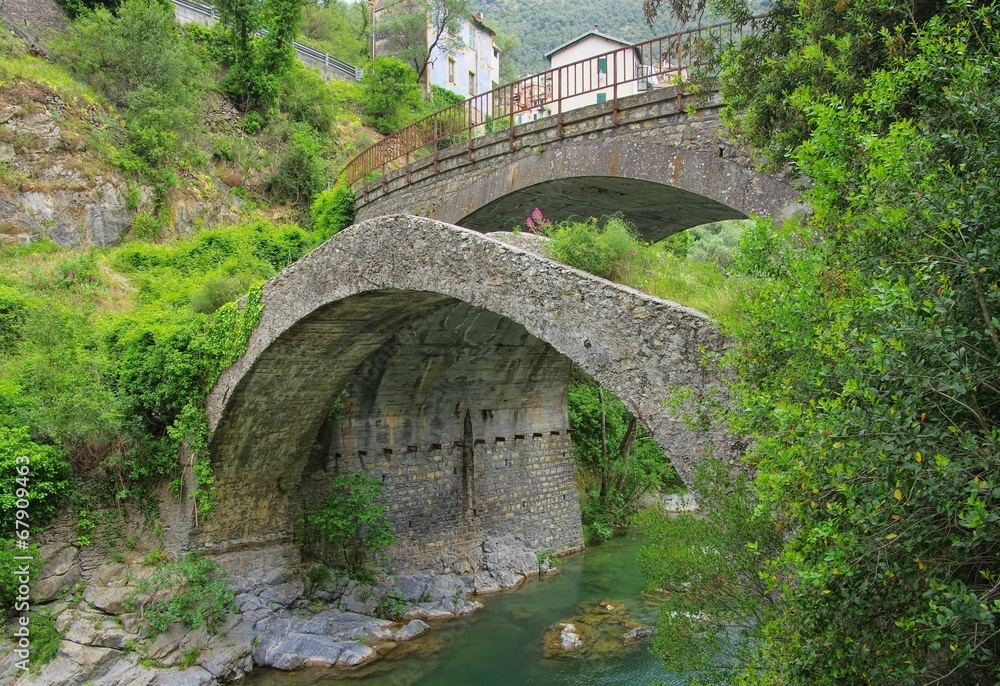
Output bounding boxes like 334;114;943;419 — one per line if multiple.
474;0;680;75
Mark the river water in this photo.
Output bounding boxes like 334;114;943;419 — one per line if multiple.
248;533;690;686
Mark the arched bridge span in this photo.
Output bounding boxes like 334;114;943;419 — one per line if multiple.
193;216;733;570
354;89;805;241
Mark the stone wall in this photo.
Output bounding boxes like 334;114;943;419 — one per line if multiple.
298;299;585;571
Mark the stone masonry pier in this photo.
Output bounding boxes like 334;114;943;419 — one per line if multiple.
189;216;732;574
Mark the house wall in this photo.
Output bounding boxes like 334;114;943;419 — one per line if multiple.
426;17;498;111
550;35;639;113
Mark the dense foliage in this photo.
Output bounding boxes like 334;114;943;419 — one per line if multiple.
639;0;1000;683
127;553;235;637
304;471;398;572
311;183;357;240
54;0;210;173
538;214;746;321
0;221;321;527
637;459;781;681
361;56;424;134
569;377;682;542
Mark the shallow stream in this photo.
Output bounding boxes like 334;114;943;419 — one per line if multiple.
248;533;691;686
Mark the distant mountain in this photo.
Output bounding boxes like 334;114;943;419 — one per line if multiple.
473;0;690;76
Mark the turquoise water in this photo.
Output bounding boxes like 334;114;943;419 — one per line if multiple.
248;534;687;686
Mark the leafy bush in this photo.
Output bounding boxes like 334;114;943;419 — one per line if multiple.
0;427;72;533
546;216;650;283
636;459;782;681
128;553;235;637
568;376;680;540
311;183;355;240
361;57;423;135
57;0;119;18
55;0;209;170
269;123;327;203
304;471;398;571
0;285;27;352
279;61;337;133
374;590;407;621
241;111;264;135
686;219;750;267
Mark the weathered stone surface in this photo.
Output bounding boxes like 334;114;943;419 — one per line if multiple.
34;543;81;603
254;632;348;671
355;87;806;242
147;623;190;661
198;216;730;579
258;579;304;607
394;619;430;641
151;666;215;686
60;611;131;650
84;585;133;615
623;626;655;640
90;655;159;686
30;642;123;685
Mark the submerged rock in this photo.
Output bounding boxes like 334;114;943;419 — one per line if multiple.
542;599;651;658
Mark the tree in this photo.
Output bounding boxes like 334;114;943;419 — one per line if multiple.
568;372;681;542
360;56;423;134
377;0;471;84
298;0;368;63
639;1;1000;683
212;0;304;111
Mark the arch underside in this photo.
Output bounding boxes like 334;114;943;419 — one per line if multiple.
198;216;734;562
459;176;748;242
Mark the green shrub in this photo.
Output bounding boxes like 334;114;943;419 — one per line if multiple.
26;608;60;670
279;61;337;133
374;590;407;621
55;0;209;171
128;553;235;637
310;183;355;240
0;285;27;352
269;123;326;203
546;216;649;283
241;111;264;135
56;252;100;288
304;471;397;571
361;57;422;135
0;427;72;533
686;219;751;267
189;275;254;314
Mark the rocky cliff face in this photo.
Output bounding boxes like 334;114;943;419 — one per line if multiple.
0;67;242;248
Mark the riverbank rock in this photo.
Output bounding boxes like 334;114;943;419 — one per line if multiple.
252;609;388;670
542;599;650;659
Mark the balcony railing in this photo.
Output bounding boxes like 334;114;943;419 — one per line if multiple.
342;17;763;189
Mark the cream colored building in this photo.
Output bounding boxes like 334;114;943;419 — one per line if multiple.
544;30;643;114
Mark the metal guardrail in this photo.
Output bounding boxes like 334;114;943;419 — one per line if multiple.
342;17;762;189
170;0;362;82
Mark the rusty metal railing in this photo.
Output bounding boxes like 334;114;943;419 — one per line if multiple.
342;17;762;189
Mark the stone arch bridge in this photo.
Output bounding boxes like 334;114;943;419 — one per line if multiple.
186;216;733;572
354;87;804;241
